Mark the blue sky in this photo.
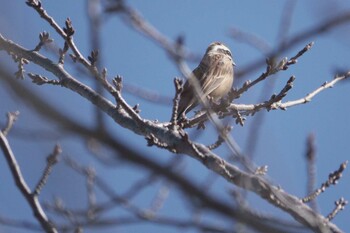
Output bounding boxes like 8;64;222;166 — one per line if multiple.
1;1;350;232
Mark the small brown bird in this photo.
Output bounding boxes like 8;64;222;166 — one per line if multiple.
177;42;235;119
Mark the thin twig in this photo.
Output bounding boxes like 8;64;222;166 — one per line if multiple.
28;73;61;86
149;184;170;213
232;42;313;100
0;216;42;231
33;144;61;196
170;78;183;127
26;1;89;67
207;126;232;150
276;73;350;109
1;111;19;136
213;71;350;123
305;134;319;212
326;198;348;221
33;31;53;52
58;42;69;65
85;166;97;220
302;161;348;203
0;131;57;233
13;57;29;79
112;76;144;124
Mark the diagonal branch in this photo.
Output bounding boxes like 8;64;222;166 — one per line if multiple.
0;131;57;233
276;74;350;109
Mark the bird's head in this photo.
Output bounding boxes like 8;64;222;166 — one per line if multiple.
205;42;235;66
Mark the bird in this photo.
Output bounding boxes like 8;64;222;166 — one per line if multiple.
177;42;235;119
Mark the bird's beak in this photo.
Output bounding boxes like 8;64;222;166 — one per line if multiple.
232;61;236;66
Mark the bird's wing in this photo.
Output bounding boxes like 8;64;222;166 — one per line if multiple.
198;59;229;97
177;63;210;117
177;58;232;118
177;80;196;117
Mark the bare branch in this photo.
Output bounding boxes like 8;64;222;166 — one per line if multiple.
33;144;61;196
169;78;183;127
277;73;350;109
326;197;348;221
0;216;41;232
305;134;319;212
302;161;348;203
221;72;350;121
13;56;29;79
232;42;313;100
85;166;97;220
58;42;69;65
87;50;99;67
207;126;232;150
28;73;61;86
112;76;144;124
25;1;97;73
285;42;314;67
1;111;19;136
0;128;57;233
33;31;53;52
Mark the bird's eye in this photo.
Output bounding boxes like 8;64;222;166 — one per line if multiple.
217;48;232;57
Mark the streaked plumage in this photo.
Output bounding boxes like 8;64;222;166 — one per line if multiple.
178;42;235;119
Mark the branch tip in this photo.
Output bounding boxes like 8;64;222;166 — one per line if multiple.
112;76;123;92
33;144;62;196
302;161;348;203
88;50;99;66
326;197;348;221
2;111;20;136
63;17;75;37
28;73;60;86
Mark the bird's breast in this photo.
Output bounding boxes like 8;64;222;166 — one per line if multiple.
210;75;233;99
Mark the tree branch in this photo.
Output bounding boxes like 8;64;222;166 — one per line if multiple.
0;130;57;233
